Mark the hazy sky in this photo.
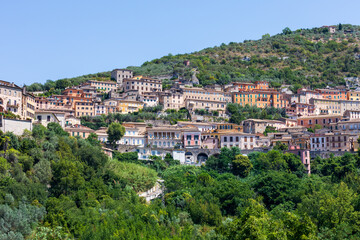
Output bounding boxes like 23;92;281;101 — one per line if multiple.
1;0;359;86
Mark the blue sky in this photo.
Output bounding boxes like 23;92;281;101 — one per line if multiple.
0;0;359;86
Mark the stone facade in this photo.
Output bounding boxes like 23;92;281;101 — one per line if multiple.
111;69;133;88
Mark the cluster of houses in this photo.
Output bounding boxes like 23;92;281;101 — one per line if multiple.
2;67;360;172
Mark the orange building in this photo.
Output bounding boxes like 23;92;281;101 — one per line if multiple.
315;89;347;100
297;115;342;128
232;89;288;108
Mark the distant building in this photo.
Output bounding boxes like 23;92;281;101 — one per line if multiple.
315;88;347;100
111;69;133;89
182;86;232;114
119;124;147;147
322;25;336;34
147;126;183;148
22;90;36;119
232;88;288;109
220;132;260;149
160;89;185;111
0;80;24;118
297;115;341;129
142;92;159;107
123;76;162;94
65;124;94;138
87;80;117;93
117;100;144;114
35;111;65;128
242;119;287;134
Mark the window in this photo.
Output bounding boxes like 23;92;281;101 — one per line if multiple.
47;115;51;121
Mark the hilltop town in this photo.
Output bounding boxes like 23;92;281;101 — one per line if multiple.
4;11;360;237
3;57;360;175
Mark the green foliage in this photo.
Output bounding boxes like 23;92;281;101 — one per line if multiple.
263;126;278;136
249;150;305;175
231;154;252;177
227;103;286;124
273;141;288;151
206;147;241;173
103;160;157;192
0;198;46;240
106;122;125;146
0;120;359;238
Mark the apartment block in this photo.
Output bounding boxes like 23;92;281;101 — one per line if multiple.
147;126;183;148
123;76;162;94
297;115;342;128
182;86;232;113
0;80;24;117
232;90;288;108
87;80;117;93
117;100;144;114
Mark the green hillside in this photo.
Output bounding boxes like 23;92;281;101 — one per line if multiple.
136;24;360;88
28;24;360;92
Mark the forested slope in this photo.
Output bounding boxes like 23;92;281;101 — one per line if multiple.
0;123;360;238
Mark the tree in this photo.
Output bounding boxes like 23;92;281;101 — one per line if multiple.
206;147;241;173
86;132;100;146
273;141;288;151
47;122;68;136
262;33;271;39
252;171;302;209
32;124;47;140
263;126;278;136
0;200;46;239
289;83;302;93
33;159;53;185
231;155;252;177
107;122;125;147
282;27;292;35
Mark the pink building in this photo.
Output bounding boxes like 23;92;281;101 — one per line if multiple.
183;128;201;148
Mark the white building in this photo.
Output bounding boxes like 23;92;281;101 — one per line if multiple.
310;134;328;151
119;127;146;147
147;126;183;148
35;111;65;128
95;127;108;143
220;133;258;149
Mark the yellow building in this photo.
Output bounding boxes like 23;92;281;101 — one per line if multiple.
117;100;144;114
348;90;360;101
22;92;36;119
